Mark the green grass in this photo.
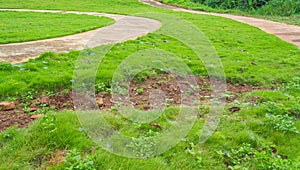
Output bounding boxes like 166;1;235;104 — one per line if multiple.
0;87;299;169
161;0;300;26
0;0;299;169
0;11;114;44
0;0;159;15
1;13;299;98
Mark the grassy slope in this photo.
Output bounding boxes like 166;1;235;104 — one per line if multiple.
1;13;299;97
162;0;300;26
1;90;299;169
0;11;114;44
0;0;299;169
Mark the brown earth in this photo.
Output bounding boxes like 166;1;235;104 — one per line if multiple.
0;74;267;132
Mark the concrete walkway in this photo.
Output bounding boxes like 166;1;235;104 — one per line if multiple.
141;0;300;49
0;9;161;64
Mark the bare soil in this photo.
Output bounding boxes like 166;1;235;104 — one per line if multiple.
0;74;267;132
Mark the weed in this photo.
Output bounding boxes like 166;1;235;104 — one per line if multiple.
185;142;203;167
136;87;144;95
165;98;173;107
264;114;299;133
126;131;157;158
95;82;111;93
46;91;56;97
222;91;234;100
39;114;57;133
5;96;16;102
263;101;286;115
0;126;17;143
64;149;95;170
34;106;56;115
281;77;300;93
219;143;299;169
21;90;36;103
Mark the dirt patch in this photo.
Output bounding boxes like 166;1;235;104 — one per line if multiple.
48;149;68;166
0;109;32;131
0;74;267;132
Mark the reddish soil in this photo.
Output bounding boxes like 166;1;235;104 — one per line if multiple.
0;74;267;132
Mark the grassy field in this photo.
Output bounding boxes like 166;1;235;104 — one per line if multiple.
0;0;158;14
0;0;299;169
0;11;114;44
162;0;300;26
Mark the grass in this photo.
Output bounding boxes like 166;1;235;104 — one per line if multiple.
0;86;299;169
0;0;159;15
161;0;300;26
0;11;114;44
0;0;299;169
1;14;299;98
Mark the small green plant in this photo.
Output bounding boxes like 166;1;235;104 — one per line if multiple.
22;104;31;113
222;91;234;100
265;114;299;133
185;142;203;167
35;106;55;115
190;85;201;90
0;126;17;143
263;101;286;114
219;143;254;167
165;98;173;107
21;90;36;103
6;96;16;102
46;90;56;97
112;84;128;96
281;77;300;93
95;82;111;93
126;133;156;158
40;114;58;133
219;143;299;169
136;87;144;95
64;149;95;170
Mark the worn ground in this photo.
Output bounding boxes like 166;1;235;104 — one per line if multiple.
0;74;267;132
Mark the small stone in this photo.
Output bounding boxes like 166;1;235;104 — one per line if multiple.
30;114;43;119
41;96;50;106
0;102;15;111
97;98;104;106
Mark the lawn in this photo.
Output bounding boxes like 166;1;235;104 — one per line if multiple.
0;11;114;44
162;0;300;26
0;0;299;169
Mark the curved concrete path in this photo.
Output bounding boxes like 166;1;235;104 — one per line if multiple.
0;9;161;64
141;0;300;49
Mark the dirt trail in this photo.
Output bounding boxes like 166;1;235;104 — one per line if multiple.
141;0;300;49
0;9;161;64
